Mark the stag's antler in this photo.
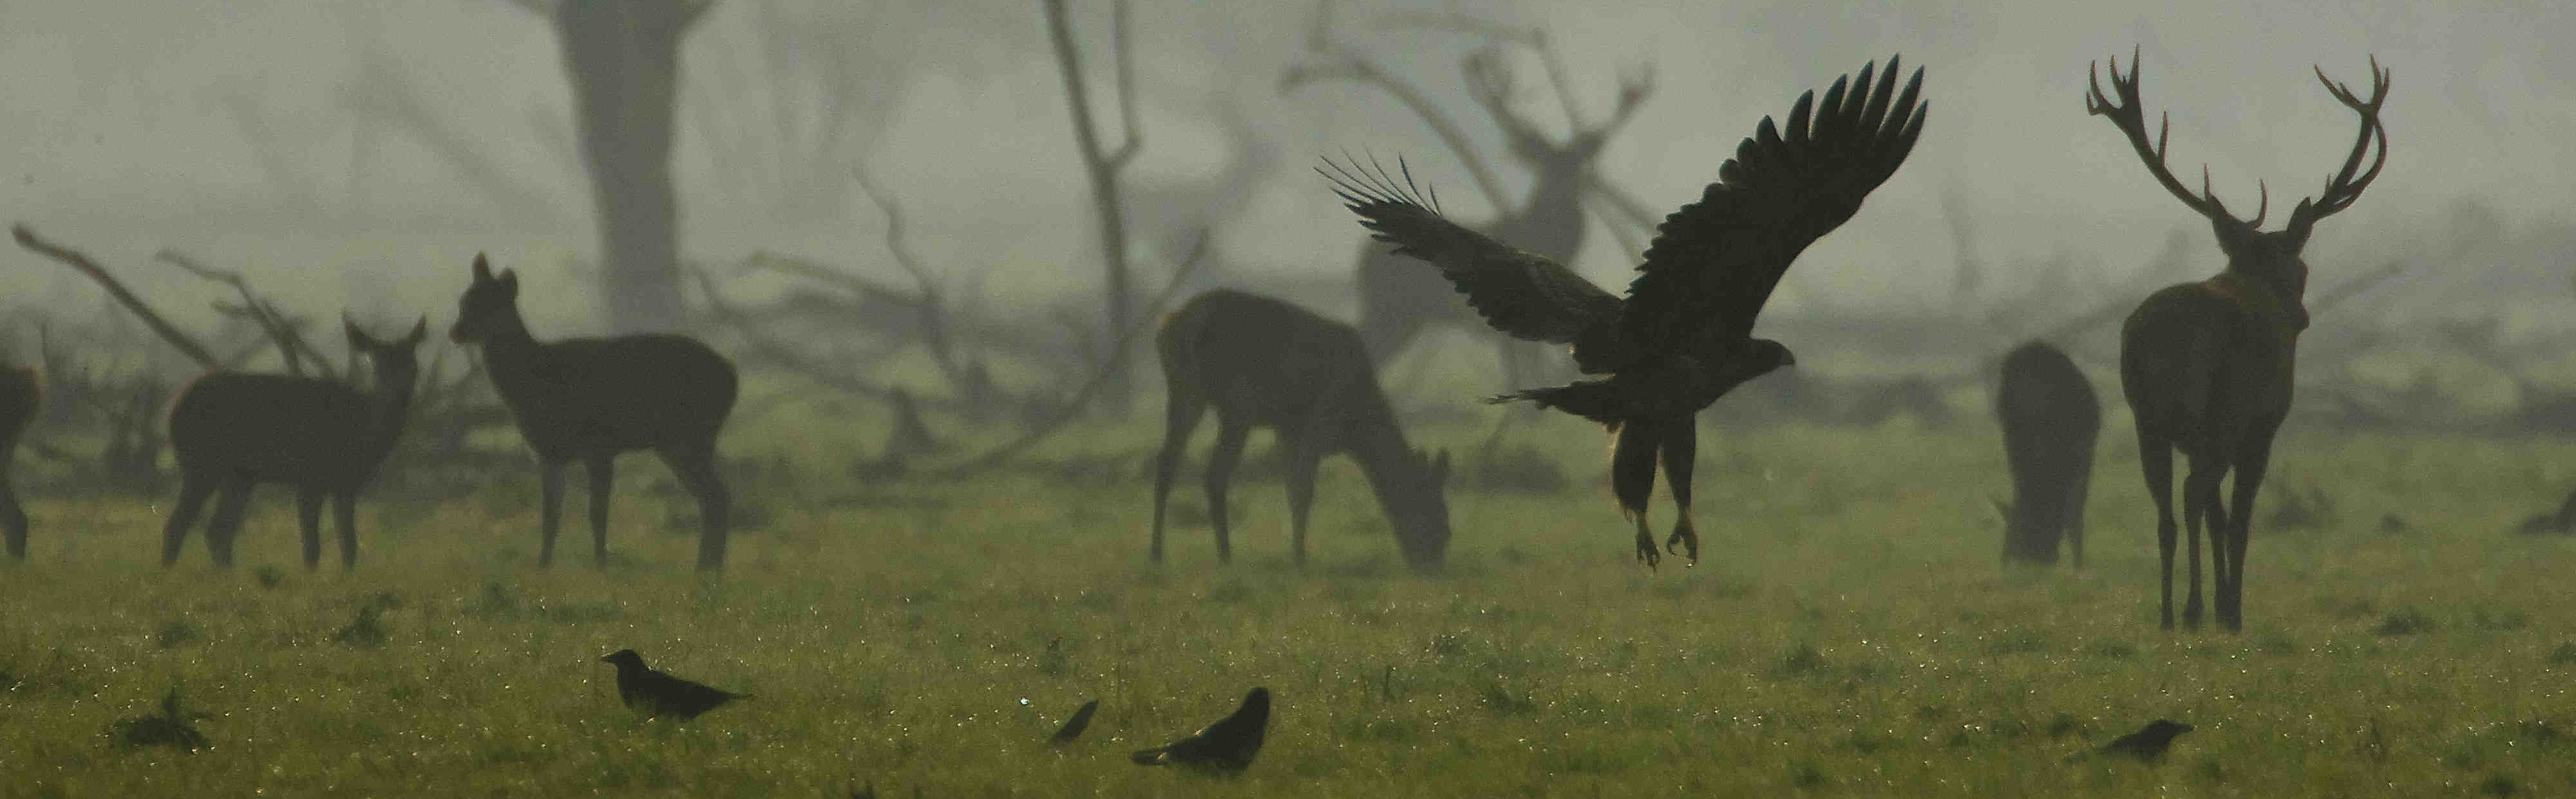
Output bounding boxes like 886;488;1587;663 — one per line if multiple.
2085;46;2269;229
2285;56;2391;238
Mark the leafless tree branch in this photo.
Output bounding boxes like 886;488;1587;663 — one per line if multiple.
11;225;218;370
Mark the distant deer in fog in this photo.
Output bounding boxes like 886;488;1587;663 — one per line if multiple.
2087;48;2390;631
449;255;739;571
1152;290;1452;572
162;317;426;568
1;364;36;559
1993;341;2099;567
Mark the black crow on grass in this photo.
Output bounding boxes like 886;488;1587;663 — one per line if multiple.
1326;57;1927;568
1052;698;1099;744
600;649;747;720
1132;687;1269;774
2095;719;2193;762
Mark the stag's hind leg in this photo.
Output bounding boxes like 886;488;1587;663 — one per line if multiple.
1611;420;1660;569
161;475;215;567
333;492;359;568
1660;416;1700;566
2181;453;2228;631
205;477;255;569
659;443;730;572
2136;432;2178;630
2219;423;2281;632
1;471;24;561
1282;438;1323;569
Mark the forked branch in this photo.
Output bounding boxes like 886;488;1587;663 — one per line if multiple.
11;224;218;370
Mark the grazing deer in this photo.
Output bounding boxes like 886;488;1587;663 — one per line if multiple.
1993;340;2100;567
2085;48;2390;631
162;317;426;568
1356;49;1652;387
449;255;739;571
1151;290;1452;572
0;364;36;559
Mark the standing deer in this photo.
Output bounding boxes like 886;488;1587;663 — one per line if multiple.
449;255;739;571
1993;340;2099;567
1151;290;1453;572
2085;48;2390;631
1355;49;1652;387
162;317;426;568
0;364;37;559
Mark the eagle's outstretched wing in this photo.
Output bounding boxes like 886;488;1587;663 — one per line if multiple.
1323;157;1621;345
1620;56;1927;353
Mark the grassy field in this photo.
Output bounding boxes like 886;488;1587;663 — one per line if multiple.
5;396;2576;798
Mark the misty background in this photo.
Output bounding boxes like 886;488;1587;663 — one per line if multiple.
3;0;2571;354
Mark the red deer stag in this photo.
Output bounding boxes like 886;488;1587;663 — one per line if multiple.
0;364;35;559
1151;290;1452;572
1330;57;1925;568
450;255;739;571
2085;48;2389;631
1994;340;2099;567
1356;50;1653;387
162;317;426;568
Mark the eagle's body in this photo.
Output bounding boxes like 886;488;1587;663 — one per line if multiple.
1327;57;1927;566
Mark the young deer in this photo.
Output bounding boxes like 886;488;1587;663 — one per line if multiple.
1152;290;1453;572
2085;49;2389;631
1993;340;2099;568
449;255;739;571
1355;49;1652;387
162;317;427;568
1;364;37;559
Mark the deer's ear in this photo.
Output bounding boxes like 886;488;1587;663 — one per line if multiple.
498;268;519;294
404;316;430;347
471;253;493;281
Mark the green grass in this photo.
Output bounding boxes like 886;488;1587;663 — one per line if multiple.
5;405;2576;797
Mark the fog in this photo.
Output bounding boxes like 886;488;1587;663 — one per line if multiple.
3;0;2571;331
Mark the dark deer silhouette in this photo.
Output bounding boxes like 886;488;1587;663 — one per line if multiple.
1151;290;1452;572
1356;49;1652;387
450;255;739;571
0;364;36;559
1993;340;2099;567
161;317;427;568
2086;48;2390;631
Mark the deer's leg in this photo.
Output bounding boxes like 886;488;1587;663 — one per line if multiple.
1611;419;1660;569
333;492;359;568
585;454;615;567
2137;432;2177;630
659;445;730;572
2181;454;2227;631
0;471;23;561
1282;434;1324;569
1660;416;1701;566
1204;419;1252;565
205;477;255;570
294;486;325;570
162;475;214;567
2067;466;2092;570
1151;392;1206;564
537;459;567;568
2221;428;2279;633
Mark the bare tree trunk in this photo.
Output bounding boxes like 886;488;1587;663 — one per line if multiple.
530;0;711;333
1043;0;1141;415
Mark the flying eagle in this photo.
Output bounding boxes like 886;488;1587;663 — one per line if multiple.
1324;57;1926;568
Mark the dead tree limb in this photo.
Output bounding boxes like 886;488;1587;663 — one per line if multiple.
692;267;900;403
1282;0;1507;210
11;224;218;370
927;230;1209;479
156;249;338;376
1045;0;1144;410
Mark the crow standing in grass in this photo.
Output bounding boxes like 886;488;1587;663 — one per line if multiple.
2098;719;2193;762
1052;699;1100;744
1132;687;1269;774
600;649;747;720
1325;57;1927;568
